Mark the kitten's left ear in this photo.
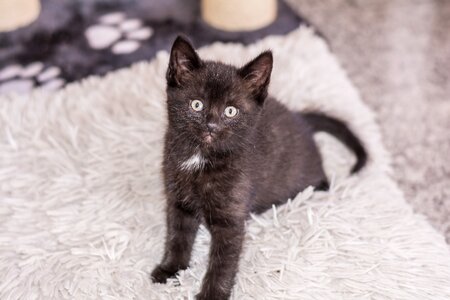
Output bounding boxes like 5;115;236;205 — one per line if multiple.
167;35;202;87
238;50;273;105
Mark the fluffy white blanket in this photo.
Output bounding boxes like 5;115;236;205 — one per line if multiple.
1;27;449;299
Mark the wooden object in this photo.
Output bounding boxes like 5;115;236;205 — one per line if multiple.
201;0;277;32
0;0;41;32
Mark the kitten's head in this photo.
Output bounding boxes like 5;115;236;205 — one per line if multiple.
166;36;273;153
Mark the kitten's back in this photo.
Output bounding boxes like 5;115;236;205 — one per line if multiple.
246;97;328;213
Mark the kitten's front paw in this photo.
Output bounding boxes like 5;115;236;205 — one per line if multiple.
150;265;176;284
196;290;230;300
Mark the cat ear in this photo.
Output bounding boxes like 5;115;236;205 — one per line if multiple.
167;36;202;87
238;51;273;104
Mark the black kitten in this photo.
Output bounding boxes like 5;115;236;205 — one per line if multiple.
151;36;367;300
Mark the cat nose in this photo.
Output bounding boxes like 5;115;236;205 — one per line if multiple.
207;123;219;133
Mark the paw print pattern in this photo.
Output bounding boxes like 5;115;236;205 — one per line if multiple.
85;12;154;55
0;62;65;95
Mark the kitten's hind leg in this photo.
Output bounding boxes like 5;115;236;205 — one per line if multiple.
314;179;329;191
151;201;200;284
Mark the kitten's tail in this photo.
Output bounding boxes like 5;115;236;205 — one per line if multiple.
301;112;367;173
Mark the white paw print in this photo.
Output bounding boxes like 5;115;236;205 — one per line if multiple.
85;12;154;55
0;62;65;95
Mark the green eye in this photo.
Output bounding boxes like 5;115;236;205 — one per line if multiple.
190;100;204;112
224;106;238;118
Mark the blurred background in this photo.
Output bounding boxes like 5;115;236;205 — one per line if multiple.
0;0;449;243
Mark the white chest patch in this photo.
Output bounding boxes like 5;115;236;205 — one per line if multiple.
180;152;207;171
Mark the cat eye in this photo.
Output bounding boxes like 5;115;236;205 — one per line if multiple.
190;100;204;112
224;106;239;118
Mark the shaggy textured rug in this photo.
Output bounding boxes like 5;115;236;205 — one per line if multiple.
1;26;449;299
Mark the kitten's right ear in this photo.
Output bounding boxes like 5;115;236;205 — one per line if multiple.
167;36;202;87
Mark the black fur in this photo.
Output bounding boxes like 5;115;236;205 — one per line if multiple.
301;112;367;173
151;36;367;300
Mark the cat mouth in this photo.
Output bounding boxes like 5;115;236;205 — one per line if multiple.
202;132;216;144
